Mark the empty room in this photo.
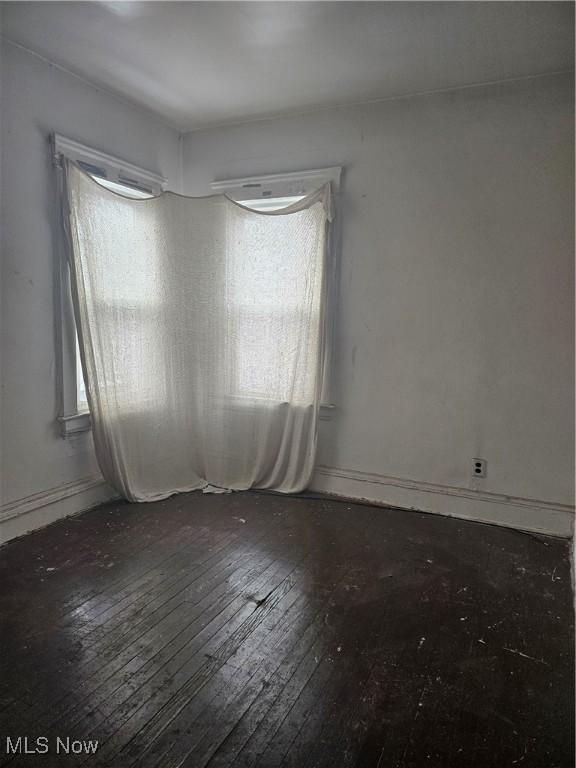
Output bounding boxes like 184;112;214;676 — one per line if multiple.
0;1;574;766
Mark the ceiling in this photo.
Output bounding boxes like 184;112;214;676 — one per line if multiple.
1;1;573;131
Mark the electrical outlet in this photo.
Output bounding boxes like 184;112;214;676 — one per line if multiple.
472;458;487;478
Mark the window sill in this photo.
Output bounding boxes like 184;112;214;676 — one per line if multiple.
59;412;91;437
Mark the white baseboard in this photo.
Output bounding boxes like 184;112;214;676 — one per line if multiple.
311;466;574;539
0;477;117;545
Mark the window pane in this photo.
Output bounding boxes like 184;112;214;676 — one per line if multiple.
74;176;155;414
226;200;325;403
239;195;303;212
93;177;154;198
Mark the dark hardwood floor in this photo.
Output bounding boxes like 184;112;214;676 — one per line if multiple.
0;491;573;767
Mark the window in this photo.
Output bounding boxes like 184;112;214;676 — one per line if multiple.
211;167;341;206
74;176;155;418
55;154;338;435
238;196;303;212
54;134;166;435
211;168;341;413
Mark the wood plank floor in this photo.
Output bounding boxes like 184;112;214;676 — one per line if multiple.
0;491;573;767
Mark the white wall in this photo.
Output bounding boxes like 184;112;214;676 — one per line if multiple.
182;74;574;535
0;41;181;541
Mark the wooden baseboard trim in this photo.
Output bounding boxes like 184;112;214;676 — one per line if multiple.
311;465;574;538
0;477;117;544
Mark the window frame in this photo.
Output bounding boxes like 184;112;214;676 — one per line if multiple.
210;167;342;419
53;134;167;437
210;166;341;203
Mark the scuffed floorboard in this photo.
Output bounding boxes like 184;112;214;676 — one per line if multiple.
0;491;573;767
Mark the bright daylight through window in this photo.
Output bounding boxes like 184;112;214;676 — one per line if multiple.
74;175;154;414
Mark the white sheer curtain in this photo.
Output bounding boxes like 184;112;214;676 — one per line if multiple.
62;160;332;501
